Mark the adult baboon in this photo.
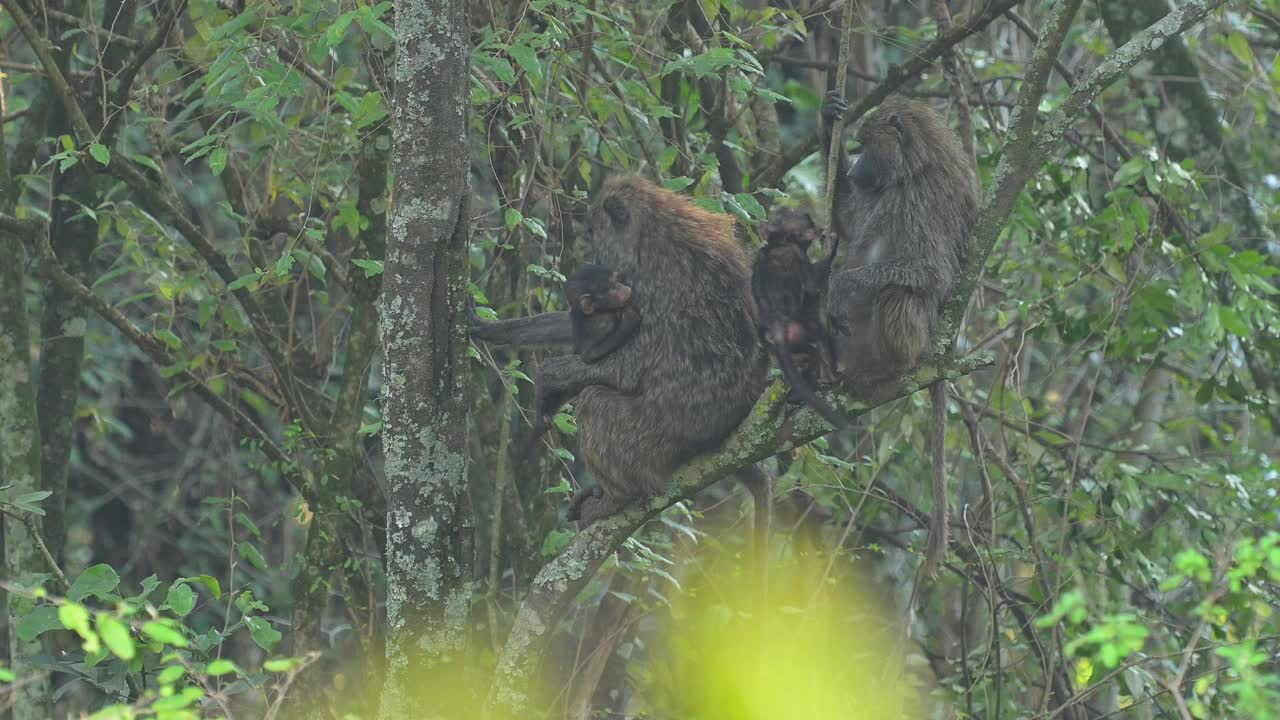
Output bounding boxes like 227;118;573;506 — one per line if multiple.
470;176;770;526
822;92;980;576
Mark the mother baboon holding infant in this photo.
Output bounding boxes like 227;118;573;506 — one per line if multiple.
471;176;769;523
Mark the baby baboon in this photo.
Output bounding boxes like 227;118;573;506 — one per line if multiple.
751;209;846;429
514;263;641;460
822;92;980;577
470;176;770;526
567;263;641;363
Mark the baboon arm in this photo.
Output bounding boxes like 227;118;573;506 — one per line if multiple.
470;311;574;349
834;259;945;294
579;309;641;364
534;354;630;405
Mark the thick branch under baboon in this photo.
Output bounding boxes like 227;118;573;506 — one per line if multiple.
489;354;990;712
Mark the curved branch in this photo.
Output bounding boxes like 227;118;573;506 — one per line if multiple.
488;353;992;713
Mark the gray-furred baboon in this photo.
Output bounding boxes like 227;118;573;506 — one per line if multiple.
470;176;770;527
822;92;980;577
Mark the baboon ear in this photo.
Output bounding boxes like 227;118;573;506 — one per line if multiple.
603;196;630;226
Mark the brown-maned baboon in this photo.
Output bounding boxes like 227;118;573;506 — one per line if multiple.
752;209;845;429
822;91;980;577
470;176;770;526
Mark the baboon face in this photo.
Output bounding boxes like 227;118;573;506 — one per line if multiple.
852;96;945;191
584;191;641;272
762;209;818;250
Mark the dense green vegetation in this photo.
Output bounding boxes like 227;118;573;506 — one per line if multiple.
0;0;1276;718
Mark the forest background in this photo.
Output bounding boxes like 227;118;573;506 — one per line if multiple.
0;0;1277;718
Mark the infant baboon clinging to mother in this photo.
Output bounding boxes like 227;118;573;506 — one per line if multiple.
513;263;641;462
823;91;980;576
751;208;846;429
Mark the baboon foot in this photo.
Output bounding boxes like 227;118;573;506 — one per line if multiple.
565;485;602;522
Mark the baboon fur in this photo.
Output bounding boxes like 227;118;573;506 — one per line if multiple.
823;93;980;577
473;176;769;524
824;93;979;383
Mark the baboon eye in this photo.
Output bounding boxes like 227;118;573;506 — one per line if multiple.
603;196;630;226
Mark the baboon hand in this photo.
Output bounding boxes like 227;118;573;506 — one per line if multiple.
823;91;848;125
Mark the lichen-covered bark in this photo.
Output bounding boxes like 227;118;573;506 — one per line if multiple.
0;226;52;720
0;77;52;720
378;0;473;716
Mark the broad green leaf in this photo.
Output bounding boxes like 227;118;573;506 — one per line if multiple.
142;620;188;648
68;564;121;602
209;148;228;176
16;607;62;642
352;259;384;277
246;617;282;651
89;143;110;166
237;542;267;571
97;614;136;660
164;583;196;617
1226;33;1254;66
206;659;238;676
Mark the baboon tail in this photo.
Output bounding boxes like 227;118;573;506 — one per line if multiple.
775;346;848;429
922;381;949;578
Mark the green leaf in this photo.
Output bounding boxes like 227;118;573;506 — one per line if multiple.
68;564;121;602
164;583;196;617
205;659;238;676
732;192;767;220
89;143;110;166
157;665;186;685
227;270;263;291
1217;306;1248;337
504;208;523;230
541;529;575;557
1226;33;1254;67
237;542;268;571
264;658;299;672
661;177;695;191
154;329;183;351
180;574;222;599
507;44;542;83
59;603;99;653
142;620;189;648
292;250;326;281
352;91;388;130
246;617;282;651
16;607;62;642
209;148;228;176
97;614;136;660
352;259;384;277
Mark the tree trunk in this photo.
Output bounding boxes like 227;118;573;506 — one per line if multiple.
0;135;53;720
377;0;473;715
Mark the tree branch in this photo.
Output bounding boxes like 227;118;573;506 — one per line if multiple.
488;353;991;713
753;0;1022;189
948;0;1228;327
